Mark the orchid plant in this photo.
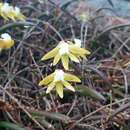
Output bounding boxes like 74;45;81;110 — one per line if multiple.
0;33;14;51
41;39;90;70
39;69;81;98
0;2;26;51
0;2;25;21
39;39;91;98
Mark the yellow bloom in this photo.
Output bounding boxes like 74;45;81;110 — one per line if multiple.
0;3;14;20
14;7;26;20
41;40;90;70
39;69;81;98
0;2;25;21
0;33;14;50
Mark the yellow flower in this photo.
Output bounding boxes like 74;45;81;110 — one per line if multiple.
0;2;25;21
39;69;81;98
14;7;26;20
0;3;15;20
41;40;90;70
0;33;14;50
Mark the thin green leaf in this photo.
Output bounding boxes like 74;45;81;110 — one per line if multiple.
0;121;26;130
0;22;34;33
31;111;71;124
76;85;105;101
36;117;54;129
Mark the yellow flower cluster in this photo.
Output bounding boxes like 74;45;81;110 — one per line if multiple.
39;69;81;98
0;2;25;21
41;39;90;70
39;39;91;98
0;33;14;51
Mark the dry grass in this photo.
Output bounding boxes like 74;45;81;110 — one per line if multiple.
0;0;130;130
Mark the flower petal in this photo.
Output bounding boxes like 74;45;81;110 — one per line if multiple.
0;39;14;49
8;13;16;21
39;73;54;86
46;82;55;93
61;55;69;70
4;40;14;49
62;81;75;92
64;73;81;82
56;82;64;98
69;45;90;55
53;53;61;65
41;47;59;61
68;53;80;63
1;13;9;20
0;40;5;48
17;14;26;20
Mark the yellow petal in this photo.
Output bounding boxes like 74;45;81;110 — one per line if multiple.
4;40;14;49
0;40;5;48
53;53;61;65
46;82;55;93
16;14;26;20
8;13;15;21
68;53;80;63
69;45;90;55
82;49;91;55
56;82;64;98
1;13;9;20
62;81;75;92
39;73;54;86
64;73;81;83
61;55;69;70
0;39;14;49
41;47;59;61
